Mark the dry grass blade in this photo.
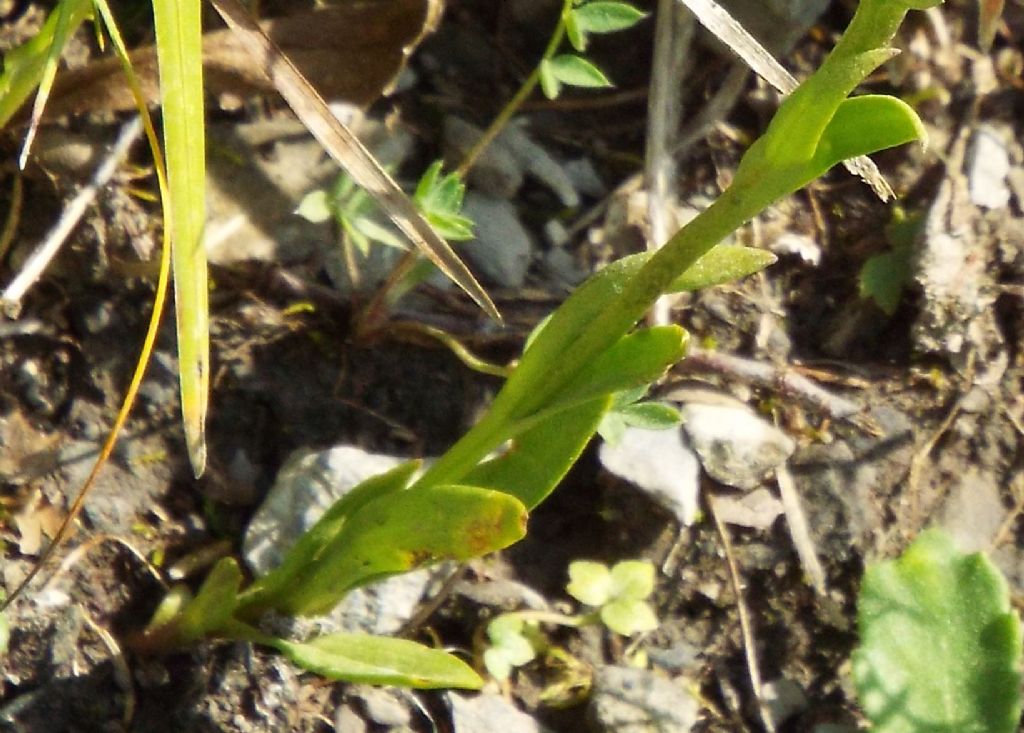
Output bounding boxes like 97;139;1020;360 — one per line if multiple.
209;0;501;323
677;0;894;201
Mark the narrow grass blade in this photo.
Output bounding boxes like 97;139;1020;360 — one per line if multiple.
0;0;91;131
208;0;500;323
153;0;209;476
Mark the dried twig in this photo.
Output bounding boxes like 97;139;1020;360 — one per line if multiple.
81;606;136;727
708;493;776;733
645;0;695;326
1;116;143;318
675;347;862;420
776;463;827;594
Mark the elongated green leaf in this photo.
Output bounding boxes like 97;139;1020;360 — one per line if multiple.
807;95;926;181
269;485;527;616
153;0;209;477
18;0;85;167
667;245;776;292
464;397;610;509
0;0;92;131
546;326;687;413
546;54;611;88
239;460;420;611
272;632;482;689
853;529;1021;733
176;557;242;640
860;243;912;315
572;3;647;35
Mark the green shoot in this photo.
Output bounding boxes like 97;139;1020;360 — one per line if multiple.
859;208;921;315
597;386;681;445
483;559;659;681
413;161;475;242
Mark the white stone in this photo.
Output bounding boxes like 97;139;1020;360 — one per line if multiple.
680;403;795;490
599;427;700;526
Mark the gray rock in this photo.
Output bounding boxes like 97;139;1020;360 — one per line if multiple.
680;404;795;490
789;406;913;561
444;117;524;199
762;678;808;728
462;193;534;288
712;488;784;530
334;704;368;733
545;247;587;288
244;446;405;574
455;578;549;612
564;157;606;199
352;686;413;727
443;116;579;207
447;693;548;733
243;445;441;634
966;125;1011;209
599;426;700;525
589;666;699;733
940;469;1005;553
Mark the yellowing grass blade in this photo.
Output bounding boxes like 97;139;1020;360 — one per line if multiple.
209;0;501;323
153;0;209;476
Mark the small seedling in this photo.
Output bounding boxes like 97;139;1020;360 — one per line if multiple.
859;207;922;315
296;171;405;256
597;386;681;445
482;559;659;682
540;0;647;99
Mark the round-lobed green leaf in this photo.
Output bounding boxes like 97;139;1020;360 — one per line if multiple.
852;529;1022;733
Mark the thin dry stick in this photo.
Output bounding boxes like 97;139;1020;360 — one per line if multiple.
775;462;827;594
708;492;776;733
1;116;143;317
645;0;695;326
907;395;963;522
676;347;862;420
80;606;136;727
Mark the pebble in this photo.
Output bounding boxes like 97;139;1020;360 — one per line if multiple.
461;193;534;288
966;125;1011;209
712;488;784;530
762;677;808;728
351;685;413;728
443;116;579;207
598;426;701;526
680;403;795;491
589;666;699;733
447;692;548;733
939;468;1005;553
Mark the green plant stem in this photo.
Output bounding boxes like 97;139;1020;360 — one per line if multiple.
455;0;572;178
414;180;758;490
415;0;937;493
